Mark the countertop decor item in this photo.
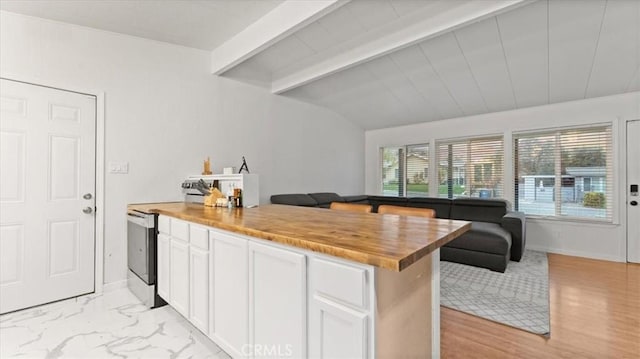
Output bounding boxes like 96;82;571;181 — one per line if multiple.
204;188;224;207
181;174;259;207
202;157;212;175
238;156;250;173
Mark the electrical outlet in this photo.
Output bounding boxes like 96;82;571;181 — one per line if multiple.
108;161;129;174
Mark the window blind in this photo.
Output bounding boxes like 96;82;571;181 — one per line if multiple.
437;137;504;199
514;125;613;221
380;146;404;196
406;144;429;197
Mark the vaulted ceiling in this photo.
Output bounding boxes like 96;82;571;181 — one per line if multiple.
0;0;284;50
2;0;639;130
221;0;640;129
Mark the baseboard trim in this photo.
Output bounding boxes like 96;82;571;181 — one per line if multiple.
102;279;127;293
526;245;625;263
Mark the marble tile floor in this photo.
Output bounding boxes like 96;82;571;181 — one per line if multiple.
0;288;230;358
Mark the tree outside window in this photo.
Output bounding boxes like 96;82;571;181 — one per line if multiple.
380;144;428;197
437;137;504;199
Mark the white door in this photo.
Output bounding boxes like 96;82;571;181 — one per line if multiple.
249;242;306;358
0;79;96;314
627;120;640;263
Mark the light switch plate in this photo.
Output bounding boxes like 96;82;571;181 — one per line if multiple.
108;161;129;174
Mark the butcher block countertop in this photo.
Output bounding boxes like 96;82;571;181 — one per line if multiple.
128;202;471;272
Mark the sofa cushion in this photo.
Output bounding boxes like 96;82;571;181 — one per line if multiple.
445;222;512;255
451;198;509;224
407;197;452;218
441;247;508;273
270;194;318;207
368;196;408;212
308;192;345;208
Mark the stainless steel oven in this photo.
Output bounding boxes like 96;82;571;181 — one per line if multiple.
127;210;166;308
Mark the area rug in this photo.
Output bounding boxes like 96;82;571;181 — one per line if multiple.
440;250;550;335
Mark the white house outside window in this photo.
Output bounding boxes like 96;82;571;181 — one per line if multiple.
381;146;404;196
513;125;613;221
380;144;428;197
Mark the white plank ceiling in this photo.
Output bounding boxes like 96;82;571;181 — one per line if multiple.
225;0;640;130
2;0;638;130
0;0;284;51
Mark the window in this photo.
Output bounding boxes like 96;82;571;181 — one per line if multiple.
437;137;503;199
406;144;429;197
514;125;612;220
380;144;428;197
381;147;404;196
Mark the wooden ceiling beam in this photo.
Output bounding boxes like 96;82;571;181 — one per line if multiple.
211;0;348;75
271;0;531;94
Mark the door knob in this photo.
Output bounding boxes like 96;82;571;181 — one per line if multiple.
631;201;638;206
82;207;93;214
83;193;93;200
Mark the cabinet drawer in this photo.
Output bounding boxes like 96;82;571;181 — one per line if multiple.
171;218;189;242
311;258;368;310
189;225;209;250
158;215;170;234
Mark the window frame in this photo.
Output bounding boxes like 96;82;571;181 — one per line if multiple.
513;123;614;223
375;122;617;225
436;135;505;200
379;143;429;197
379;146;405;197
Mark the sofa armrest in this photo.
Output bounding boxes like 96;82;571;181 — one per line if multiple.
502;211;526;261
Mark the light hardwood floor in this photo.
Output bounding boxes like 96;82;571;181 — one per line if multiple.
441;253;640;358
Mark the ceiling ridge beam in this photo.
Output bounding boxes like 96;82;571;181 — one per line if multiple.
211;0;349;75
271;0;532;94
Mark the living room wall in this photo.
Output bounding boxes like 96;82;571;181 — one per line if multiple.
0;11;365;285
365;92;640;262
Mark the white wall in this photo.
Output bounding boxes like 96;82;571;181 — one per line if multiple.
0;11;365;285
366;92;640;262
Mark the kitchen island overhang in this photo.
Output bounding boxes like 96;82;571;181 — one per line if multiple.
128;202;470;358
129;202;470;272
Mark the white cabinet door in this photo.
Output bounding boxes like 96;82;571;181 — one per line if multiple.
157;233;171;301
170;239;189;317
190;246;209;334
249;242;306;358
309;297;368;359
212;231;248;357
308;257;371;359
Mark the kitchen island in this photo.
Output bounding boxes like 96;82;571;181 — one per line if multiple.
128;202;470;358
